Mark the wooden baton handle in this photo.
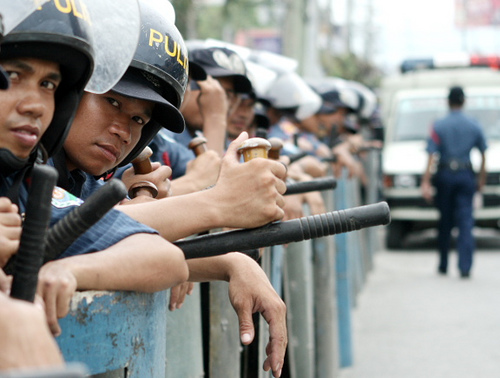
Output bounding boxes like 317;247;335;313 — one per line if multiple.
188;135;208;156
129;146;158;198
267;137;283;160
237;137;272;162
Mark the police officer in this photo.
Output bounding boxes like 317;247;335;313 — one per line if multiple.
421;86;487;278
49;2;287;374
0;0;188;337
0;4;66;372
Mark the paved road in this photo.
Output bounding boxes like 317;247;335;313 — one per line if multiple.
340;229;500;378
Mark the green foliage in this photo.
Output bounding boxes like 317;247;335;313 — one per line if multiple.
171;0;192;37
172;0;265;41
320;51;382;89
172;0;383;89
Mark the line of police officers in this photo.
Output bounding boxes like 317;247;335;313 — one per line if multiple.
0;1;382;376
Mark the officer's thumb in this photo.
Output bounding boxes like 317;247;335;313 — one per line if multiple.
237;309;255;345
225;132;249;163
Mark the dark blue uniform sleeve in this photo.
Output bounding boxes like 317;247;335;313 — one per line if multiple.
149;131;195;179
50;187;158;259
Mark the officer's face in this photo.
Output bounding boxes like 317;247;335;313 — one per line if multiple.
0;58;61;159
217;76;241;117
64;91;154;175
181;80;203;130
299;114;321;134
181;76;241;132
227;97;255;139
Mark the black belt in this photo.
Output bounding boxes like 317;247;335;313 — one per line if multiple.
438;160;472;171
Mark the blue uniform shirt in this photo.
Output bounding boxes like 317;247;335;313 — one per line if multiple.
268;123;303;157
148;130;195;179
426;109;487;164
165;127;193;149
50;186;157;259
35;160;160;259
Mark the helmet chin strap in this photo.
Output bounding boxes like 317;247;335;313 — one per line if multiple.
0;148;29;176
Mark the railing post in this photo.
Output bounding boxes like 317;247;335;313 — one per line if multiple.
283;207;316;378
365;148;382;266
206;281;241;378
257;247;274;378
334;170;354;367
312;182;340;378
57;291;167;377
346;176;365;304
165;284;204;377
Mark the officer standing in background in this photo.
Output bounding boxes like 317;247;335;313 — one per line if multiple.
421;86;487;278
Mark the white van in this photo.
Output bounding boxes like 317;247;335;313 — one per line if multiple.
380;62;500;249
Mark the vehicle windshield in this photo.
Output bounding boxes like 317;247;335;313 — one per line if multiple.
393;95;500;141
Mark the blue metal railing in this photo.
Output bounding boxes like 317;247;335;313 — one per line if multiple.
54;151;382;377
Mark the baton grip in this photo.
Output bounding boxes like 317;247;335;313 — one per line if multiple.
288;151;308;164
175;201;391;259
10;165;58;302
129;146;158;198
189;135;208;156
267;137;283;160
285;177;337;195
132;146;153;174
43;179;128;263
321;155;338;163
237;137;272;162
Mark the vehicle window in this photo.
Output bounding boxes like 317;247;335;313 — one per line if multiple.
466;96;500;140
393;95;500;142
394;98;446;141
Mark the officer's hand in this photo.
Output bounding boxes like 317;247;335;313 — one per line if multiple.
37;261;78;336
184;150;221;189
121;162;173;199
0;269;12;294
0;197;22;267
197;76;229;120
304;190;326;215
0;292;64;369
211;132;287;228
168;281;194;311
227;253;287;378
282;193;304;221
171;150;221;196
421;179;433;204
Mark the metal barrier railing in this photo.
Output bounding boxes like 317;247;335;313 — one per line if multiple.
53;149;383;378
57;290;168;377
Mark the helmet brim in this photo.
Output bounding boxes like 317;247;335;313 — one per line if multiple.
189;61;207;81
0;66;9;89
203;67;252;94
112;70;185;134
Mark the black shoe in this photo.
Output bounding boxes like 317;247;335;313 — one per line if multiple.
460;271;470;278
438;267;447;275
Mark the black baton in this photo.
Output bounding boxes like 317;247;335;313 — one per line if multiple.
175;201;391;259
43;179;128;263
287;151;308;164
285;177;337;195
10;165;58;302
321;156;338;163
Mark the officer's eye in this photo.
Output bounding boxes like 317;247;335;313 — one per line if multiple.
132;115;146;125
106;97;120;108
41;80;58;91
7;71;19;81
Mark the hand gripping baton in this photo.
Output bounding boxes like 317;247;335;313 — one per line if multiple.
43;179;128;263
128;146;158;198
285;177;337;195
175;201;391;259
10;165;58;302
